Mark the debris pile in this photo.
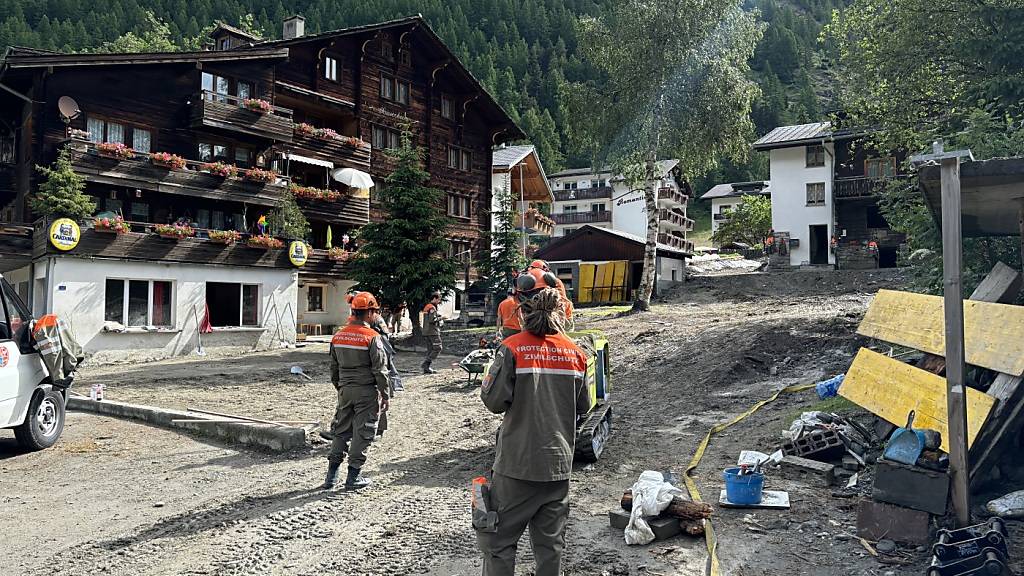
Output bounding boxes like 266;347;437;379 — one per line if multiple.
609;471;712;544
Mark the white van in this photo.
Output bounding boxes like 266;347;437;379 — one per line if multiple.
0;272;69;450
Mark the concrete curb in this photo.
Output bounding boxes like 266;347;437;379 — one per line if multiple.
67;397;307;452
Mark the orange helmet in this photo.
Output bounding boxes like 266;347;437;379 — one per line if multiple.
528;259;549;271
516;267;558;297
348;291;380;311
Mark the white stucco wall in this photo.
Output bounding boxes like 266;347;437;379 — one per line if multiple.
658;256;686;289
296;278;356;334
768;145;835;266
612;183;646;237
710;198;742;234
39;257;297;364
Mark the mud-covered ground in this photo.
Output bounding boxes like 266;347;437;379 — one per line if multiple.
4;267;978;576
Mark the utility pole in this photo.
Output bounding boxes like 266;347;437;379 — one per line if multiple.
911;141;974;527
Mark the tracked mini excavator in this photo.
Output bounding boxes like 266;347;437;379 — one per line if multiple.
463;329;613;462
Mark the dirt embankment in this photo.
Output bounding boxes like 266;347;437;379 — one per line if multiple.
1;268;921;576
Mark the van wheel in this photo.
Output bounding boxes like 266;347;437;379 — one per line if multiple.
13;389;66;451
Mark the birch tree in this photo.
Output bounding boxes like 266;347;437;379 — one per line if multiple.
568;0;763;311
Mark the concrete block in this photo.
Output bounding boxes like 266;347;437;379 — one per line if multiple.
608;509;681;541
872;459;949;515
778;455;835;487
842;455;861;471
781;428;845;460
68;397;307;452
856;499;930;545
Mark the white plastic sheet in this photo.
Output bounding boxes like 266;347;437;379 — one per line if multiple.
988;490;1024;518
624;471;683;545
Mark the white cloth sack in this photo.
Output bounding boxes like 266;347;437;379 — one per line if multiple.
624;470;683;545
988;490;1024;518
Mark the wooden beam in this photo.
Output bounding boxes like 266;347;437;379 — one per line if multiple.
839;348;995;452
970;371;1024;485
858;289;1024;376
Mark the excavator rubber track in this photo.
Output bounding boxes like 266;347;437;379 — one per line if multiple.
575;403;613;463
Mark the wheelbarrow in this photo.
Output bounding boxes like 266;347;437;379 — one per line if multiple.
458;348;495;386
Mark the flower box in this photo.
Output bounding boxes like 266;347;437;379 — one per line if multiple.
290;184;340;202
96;142;135;160
149;152;187;170
327;247;351;262
247;234;284;250
242;98;273;114
93;215;131;234
294;122;317;137
243;168;277;184
153;223;195;240
208;229;241;245
201;162;238;178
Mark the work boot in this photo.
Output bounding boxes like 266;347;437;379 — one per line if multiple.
322;462;341;489
319;430;335;441
344;466;371;490
422;361;437;375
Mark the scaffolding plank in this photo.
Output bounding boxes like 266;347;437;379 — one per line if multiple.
839;348;996;451
858;289;1024;376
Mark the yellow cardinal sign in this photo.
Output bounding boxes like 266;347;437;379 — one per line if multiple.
49;218;81;251
288;240;309;267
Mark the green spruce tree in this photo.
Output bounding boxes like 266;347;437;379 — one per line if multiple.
349;126;457;336
32;147;96;220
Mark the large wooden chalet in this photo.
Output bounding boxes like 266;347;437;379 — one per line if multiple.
0;15;523;362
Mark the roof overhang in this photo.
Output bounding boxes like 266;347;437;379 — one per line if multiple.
2;47;290;69
918;156;1024;237
494;148;553;203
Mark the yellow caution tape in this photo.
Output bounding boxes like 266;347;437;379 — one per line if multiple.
683;382;816;576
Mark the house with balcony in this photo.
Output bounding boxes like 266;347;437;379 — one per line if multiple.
548;161;694;253
491;144;555;244
700;181;771;236
753;122;906;269
0;15;522;361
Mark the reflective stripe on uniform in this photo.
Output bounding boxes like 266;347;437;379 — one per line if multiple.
333;344;370;350
514;367;586;378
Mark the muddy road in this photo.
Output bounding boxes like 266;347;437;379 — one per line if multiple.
1;269;914;575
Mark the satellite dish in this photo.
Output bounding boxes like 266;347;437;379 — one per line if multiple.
57;96;81;122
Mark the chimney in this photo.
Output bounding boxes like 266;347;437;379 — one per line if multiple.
283;15;305;40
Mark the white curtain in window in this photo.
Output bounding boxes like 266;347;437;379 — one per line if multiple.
87;117;104;142
106;122;124;144
133;129;151;153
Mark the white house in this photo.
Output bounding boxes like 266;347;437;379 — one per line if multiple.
491;144;555;240
700;181;771;236
548;161;693;253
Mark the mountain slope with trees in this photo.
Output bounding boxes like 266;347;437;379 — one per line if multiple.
0;0;839;178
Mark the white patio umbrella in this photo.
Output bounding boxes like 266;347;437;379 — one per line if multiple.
331;167;375;189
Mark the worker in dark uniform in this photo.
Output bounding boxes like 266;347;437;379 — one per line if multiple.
421;292;444;374
477;268;590;576
323;291;390;490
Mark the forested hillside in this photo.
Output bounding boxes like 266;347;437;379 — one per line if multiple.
0;0;839;178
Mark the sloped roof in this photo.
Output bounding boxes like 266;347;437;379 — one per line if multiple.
211;21;262;41
701;181;771;200
535;224;691;261
754;122;831;149
549;160;679;180
0;46;289;68
492;145;535;169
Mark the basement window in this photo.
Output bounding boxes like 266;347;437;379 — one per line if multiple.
206;282;259;327
104;279;173;327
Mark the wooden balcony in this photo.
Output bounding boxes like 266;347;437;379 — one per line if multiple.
657;187;688;208
34;224;291;268
67;142;288;207
657;232;687;251
834;176;908;199
552;210;611;225
514;209;555;235
299;249;353;279
191;91;294;142
553;186;612;202
291;132;371;170
295;194;370;226
658;208;685;230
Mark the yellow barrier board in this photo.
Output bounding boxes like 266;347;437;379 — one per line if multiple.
839;348;996;451
578;264;596;304
858;289;1024;376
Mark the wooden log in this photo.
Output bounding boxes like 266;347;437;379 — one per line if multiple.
620;490;713;520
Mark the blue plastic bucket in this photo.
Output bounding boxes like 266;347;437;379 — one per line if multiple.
723;467;765;505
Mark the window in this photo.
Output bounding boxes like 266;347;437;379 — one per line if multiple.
307;285;325;312
562;182;571;191
0;136;14;164
447;194;471;218
562;227;576;236
380;40;394;61
206;282;259;327
806;144;825;167
372;125;400;150
219;38;230;51
461;149;472;171
448;146;471;171
399;49;411;66
198;143;229;162
1;279;31;346
234;147;252;168
104;279;173;328
380;75;394;100
212;210;225;230
591;179;601;188
866;157;896;179
448;146;459;169
324;56;339;81
201;72;229;102
591;203;606;212
806;182;826;206
563;204;578;213
196;209;211;229
441;94;453;119
130;202;149;221
87;118;126;144
237;81;253;102
132;129;151;154
396;81;410;105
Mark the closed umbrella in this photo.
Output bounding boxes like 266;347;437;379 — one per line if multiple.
326;225;333;249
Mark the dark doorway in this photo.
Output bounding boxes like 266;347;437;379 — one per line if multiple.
809;225;828;265
879;247;898;268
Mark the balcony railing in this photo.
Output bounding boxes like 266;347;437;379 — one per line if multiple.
713;213;730;221
191;91;294;142
66;140;289;207
833;176;908;199
552;210;612;225
291;130;371;170
657;232;685;250
657;187;688;207
658;208;685;230
514;209;555;235
553;186;613;202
